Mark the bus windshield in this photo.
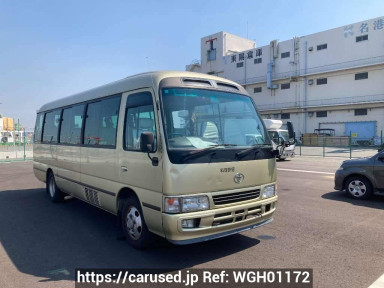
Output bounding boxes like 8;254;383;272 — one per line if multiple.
161;88;269;150
279;131;290;142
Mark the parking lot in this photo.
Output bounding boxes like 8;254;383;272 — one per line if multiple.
0;157;383;288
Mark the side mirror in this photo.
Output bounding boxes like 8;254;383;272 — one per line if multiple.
140;132;154;152
287;121;294;139
287;121;296;144
378;155;384;162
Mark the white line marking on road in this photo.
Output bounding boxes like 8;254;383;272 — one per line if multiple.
277;168;334;175
368;273;384;288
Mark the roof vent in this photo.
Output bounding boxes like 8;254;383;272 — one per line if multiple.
183;78;212;87
216;82;239;91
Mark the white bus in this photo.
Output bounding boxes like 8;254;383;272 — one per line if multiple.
34;71;279;249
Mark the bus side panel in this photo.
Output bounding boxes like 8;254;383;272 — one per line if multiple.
80;146;119;214
55;146;83;196
33;143;58;181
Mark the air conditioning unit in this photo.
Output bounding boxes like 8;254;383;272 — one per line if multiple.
308;112;314;117
308;46;313;51
308;79;314;85
271;84;279;89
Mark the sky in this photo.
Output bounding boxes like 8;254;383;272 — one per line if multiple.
0;0;383;129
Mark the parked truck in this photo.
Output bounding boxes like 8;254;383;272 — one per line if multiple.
263;119;295;160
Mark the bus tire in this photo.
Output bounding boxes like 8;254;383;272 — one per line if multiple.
46;172;65;202
120;197;152;249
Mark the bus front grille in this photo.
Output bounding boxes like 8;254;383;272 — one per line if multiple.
212;190;260;205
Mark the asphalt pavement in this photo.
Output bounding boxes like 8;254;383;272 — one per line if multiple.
0;158;383;288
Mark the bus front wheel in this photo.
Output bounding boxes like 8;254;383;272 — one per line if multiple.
120;197;152;249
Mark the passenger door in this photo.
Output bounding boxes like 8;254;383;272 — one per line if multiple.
119;89;163;235
374;152;384;190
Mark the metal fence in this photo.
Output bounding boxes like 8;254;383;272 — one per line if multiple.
296;132;383;159
0;129;34;161
1;132;383;161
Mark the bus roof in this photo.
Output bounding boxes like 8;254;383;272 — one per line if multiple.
37;71;247;113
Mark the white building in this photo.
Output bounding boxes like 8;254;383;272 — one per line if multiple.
186;16;384;142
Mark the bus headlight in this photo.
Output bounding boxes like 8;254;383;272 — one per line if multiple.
262;184;276;199
164;196;209;213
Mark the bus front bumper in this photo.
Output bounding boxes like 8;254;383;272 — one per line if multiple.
162;196;277;245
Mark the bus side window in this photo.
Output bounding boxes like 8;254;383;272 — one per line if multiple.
124;92;156;151
268;131;280;144
59;104;84;144
42;109;61;143
83;95;121;147
34;113;45;143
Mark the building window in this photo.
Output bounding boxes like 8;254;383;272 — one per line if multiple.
316;111;327;118
281;52;290;58
254;58;262;64
316;78;327;85
317;43;327;50
356;35;368;42
354;108;367;116
254;87;262;93
236;62;244;68
281;113;290;119
355;72;368;80
207;49;216;61
281;83;290;90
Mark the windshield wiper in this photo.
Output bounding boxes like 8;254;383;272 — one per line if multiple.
182;144;237;161
235;144;270;159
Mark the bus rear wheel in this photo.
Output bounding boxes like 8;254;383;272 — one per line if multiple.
120;197;152;249
46;173;65;202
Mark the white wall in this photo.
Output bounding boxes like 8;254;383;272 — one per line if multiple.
200;32;255;76
306;68;384;104
191;16;384;137
302;17;384;71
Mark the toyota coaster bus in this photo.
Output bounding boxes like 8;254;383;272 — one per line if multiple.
33;71;278;249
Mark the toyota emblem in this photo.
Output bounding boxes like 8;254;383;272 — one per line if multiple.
234;173;244;183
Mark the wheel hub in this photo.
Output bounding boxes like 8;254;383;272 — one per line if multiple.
348;180;366;197
126;207;142;240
